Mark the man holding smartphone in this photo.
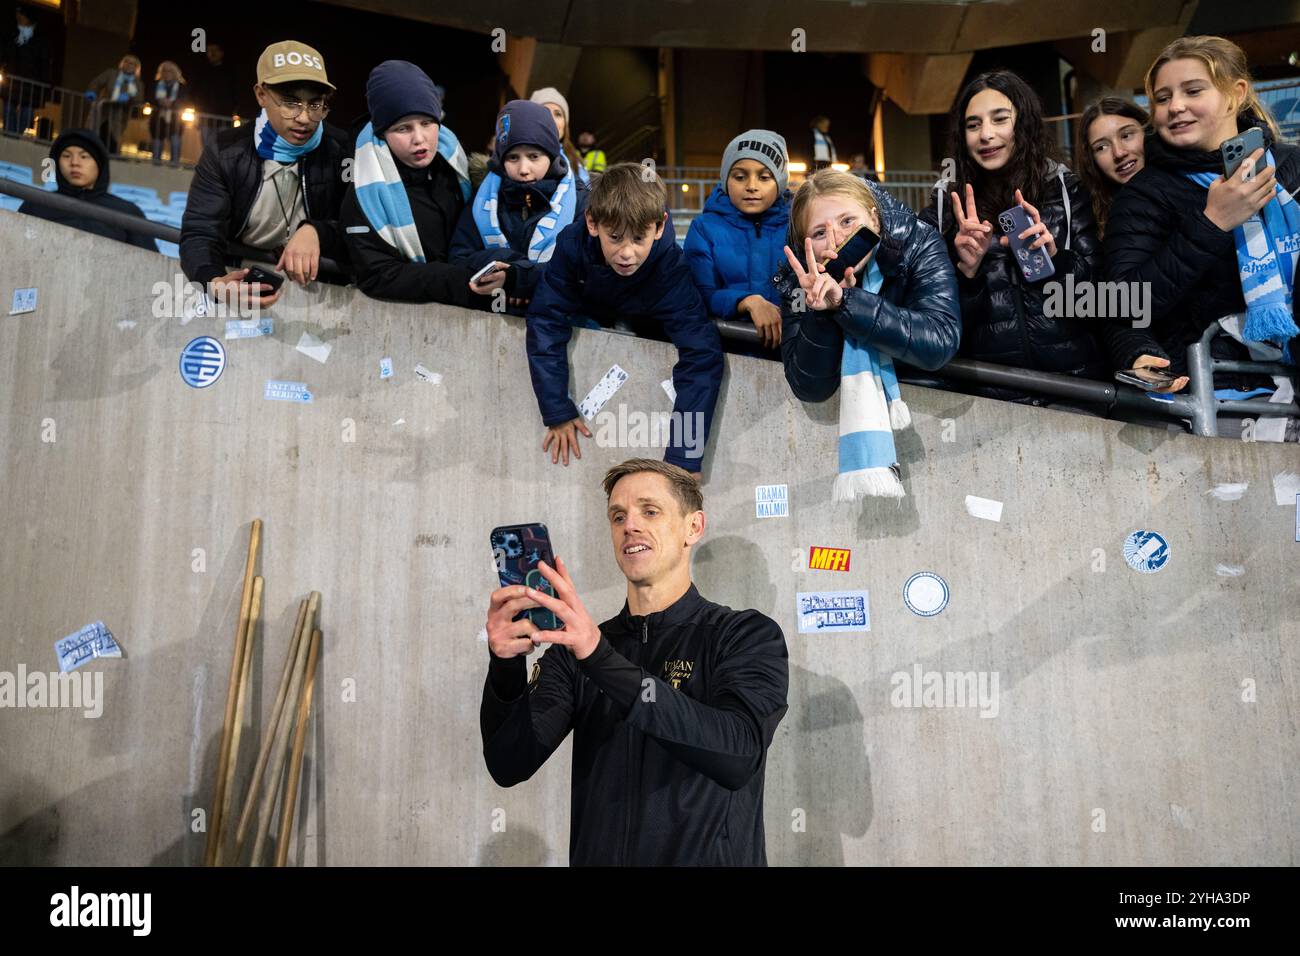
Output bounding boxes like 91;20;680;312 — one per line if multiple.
480;459;789;865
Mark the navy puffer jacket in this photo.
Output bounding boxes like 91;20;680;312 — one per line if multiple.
773;180;961;402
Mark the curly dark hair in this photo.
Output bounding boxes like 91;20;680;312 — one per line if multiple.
1073;97;1149;237
942;70;1059;227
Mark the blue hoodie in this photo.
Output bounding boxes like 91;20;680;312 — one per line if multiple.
683;184;791;318
525;211;723;471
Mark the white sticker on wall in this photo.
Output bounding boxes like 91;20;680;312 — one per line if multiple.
964;495;1003;522
755;484;788;518
9;287;37;315
578;364;628;420
903;571;949;617
1273;472;1300;507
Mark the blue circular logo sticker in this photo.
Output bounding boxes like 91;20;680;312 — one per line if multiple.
903;571;949;617
179;336;225;388
1123;530;1169;574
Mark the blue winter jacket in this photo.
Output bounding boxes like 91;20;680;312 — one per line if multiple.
525;212;724;471
683;184;791;317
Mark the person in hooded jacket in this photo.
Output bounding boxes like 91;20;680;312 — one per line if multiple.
341;59;487;306
450;99;588;315
683;129;791;350
1103;36;1300;400
919;70;1108;404
18;128;155;252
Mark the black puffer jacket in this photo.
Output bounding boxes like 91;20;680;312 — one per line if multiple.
774;180;961;402
180;122;351;285
18;129;155;252
919;164;1106;388
1102;117;1300;379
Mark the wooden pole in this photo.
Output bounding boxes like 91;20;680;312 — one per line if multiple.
205;518;260;867
233;596;306;861
214;575;260;867
251;590;319;866
276;626;321;867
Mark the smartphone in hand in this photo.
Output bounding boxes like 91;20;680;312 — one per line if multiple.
1222;128;1266;182
1115;366;1178;390
243;265;285;292
491;523;564;631
998;205;1055;282
470;261;504;286
823;226;879;282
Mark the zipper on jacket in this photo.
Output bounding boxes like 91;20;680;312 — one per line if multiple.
1010;261;1033;370
624;618;648;862
753;218;761;238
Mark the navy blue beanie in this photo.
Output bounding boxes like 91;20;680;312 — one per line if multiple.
491;100;561;166
366;60;443;134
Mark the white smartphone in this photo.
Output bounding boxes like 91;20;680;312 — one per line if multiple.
470;261;504;285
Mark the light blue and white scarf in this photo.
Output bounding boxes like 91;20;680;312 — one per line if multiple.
835;258;910;501
812;127;836;164
110;71;139;104
1184;148;1300;354
470;165;576;263
254;108;322;162
352;121;472;263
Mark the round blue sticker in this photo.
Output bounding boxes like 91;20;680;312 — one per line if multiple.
903;571;949;617
1123;530;1169;574
179;336;225;388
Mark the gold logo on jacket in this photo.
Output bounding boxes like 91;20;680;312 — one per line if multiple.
662;659;694;689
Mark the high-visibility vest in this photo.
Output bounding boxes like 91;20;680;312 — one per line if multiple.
582;148;607;173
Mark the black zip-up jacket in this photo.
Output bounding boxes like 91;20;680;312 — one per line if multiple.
180;122;351;285
1103;116;1300;383
773;179;961;401
480;584;789;866
919;164;1108;398
341;150;485;306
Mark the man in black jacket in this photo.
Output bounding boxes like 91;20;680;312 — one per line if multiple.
481;459;789;866
180;40;350;311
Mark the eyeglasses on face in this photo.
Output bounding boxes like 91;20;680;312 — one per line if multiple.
263;87;330;119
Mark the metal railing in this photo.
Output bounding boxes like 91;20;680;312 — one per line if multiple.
0;176;344;275
0;72;238;167
3;173;1293;441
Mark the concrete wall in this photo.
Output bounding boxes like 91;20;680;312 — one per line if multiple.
0;211;1296;866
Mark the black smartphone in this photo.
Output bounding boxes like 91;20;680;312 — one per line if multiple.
243;265;285;292
997;205;1055;282
1115;366;1178;390
823;225;879;282
490;523;563;631
1222;127;1266;181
